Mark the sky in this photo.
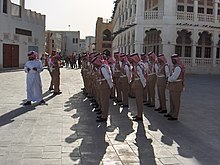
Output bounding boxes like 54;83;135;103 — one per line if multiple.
11;0;114;39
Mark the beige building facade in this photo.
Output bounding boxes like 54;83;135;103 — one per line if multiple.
95;17;113;56
0;0;45;68
112;0;220;74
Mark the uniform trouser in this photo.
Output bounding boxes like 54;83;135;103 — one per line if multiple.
169;91;181;118
134;80;144;117
157;85;167;110
49;71;54;89
121;80;129;105
100;80;111;119
144;83;150;103
52;70;60;92
87;74;92;96
148;77;156;106
115;77;122;101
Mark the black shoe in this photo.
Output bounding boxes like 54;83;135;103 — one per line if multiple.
117;102;123;105
110;96;115;99
115;100;122;103
49;88;54;90
96;111;102;115
158;110;167;114
54;91;62;95
132;116;143;122
164;114;171;117
144;103;150;106
154;107;162;111
96;118;107;122
23;101;31;106
168;117;178;121
93;108;101;112
147;105;155;107
120;104;129;108
97;115;102;118
39;100;45;104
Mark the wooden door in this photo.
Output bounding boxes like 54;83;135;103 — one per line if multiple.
3;44;19;68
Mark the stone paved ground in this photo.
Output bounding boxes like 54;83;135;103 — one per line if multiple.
0;68;220;165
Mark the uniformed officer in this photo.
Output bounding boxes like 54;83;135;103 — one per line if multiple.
129;53;146;121
51;51;62;95
165;54;185;120
118;53;132;107
113;52;122;103
155;54;170;113
92;57;113;122
147;52;158;107
140;53;150;105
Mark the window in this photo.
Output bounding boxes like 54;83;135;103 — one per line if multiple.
15;28;32;36
187;6;193;12
177;5;184;12
198;7;204;14
185;46;191;57
196;47;202;58
207;8;213;14
204;47;211;58
103;29;112;41
217;48;220;58
76;38;78;43
3;0;8;14
175;46;182;57
73;38;75;43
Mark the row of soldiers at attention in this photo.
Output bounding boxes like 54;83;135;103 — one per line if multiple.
80;51;185;122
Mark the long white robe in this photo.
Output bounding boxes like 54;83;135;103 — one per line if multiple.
24;60;43;102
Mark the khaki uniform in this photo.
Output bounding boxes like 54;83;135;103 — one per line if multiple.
157;64;169;111
52;58;61;93
147;62;157;106
167;66;183;118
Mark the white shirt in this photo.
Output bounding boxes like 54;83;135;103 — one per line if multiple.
101;64;113;88
168;66;181;82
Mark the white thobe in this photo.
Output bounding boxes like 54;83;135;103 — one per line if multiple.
24;60;43;102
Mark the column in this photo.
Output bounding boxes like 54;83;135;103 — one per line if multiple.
191;29;199;66
136;0;144;22
212;30;218;67
194;0;198;22
135;25;144;54
213;0;218;24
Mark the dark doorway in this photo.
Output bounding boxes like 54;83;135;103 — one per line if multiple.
3;44;19;68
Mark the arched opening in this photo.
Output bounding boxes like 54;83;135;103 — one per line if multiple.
103;29;112;41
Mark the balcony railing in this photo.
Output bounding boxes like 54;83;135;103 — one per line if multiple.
195;58;213;65
180;57;192;66
144;11;216;23
177;12;194;21
181;57;220;67
216;59;220;67
197;13;214;22
144;11;163;20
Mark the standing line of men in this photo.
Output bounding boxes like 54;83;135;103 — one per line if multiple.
80;51;185;122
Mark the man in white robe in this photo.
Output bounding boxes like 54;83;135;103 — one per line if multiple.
23;51;45;105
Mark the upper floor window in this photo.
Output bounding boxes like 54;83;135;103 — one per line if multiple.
198;7;204;14
177;5;184;12
3;0;8;14
207;8;213;14
73;38;78;44
187;6;193;12
103;29;112;41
